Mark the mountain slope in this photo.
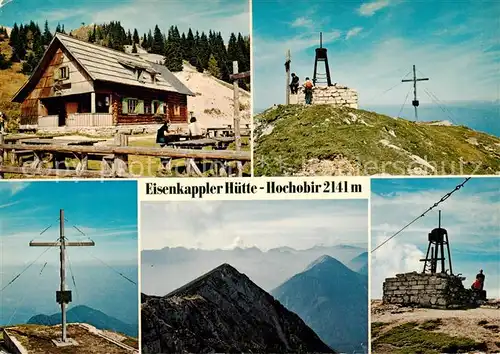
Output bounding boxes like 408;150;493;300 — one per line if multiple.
0;36;26;131
349;251;368;275
27;305;138;337
254;104;500;176
173;62;250;128
272;255;368;353
141;263;335;353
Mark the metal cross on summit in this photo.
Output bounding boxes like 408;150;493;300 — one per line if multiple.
29;209;95;347
402;65;429;121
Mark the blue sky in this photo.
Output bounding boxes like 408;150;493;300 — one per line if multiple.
0;0;249;42
0;180;138;266
370;177;499;298
253;0;500;110
141;199;368;250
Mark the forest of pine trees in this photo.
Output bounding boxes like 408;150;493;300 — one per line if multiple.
1;20;250;89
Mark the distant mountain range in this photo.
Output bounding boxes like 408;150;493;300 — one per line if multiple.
141;263;335;353
363;102;500;137
272;255;368;353
348;251;368;276
27;305;138;337
141;244;367;295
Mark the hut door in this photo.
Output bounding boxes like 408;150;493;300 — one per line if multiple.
58;101;66;126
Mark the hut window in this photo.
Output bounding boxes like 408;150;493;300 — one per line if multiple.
123;98;145;114
59;66;69;80
152;100;165;115
174;104;180;116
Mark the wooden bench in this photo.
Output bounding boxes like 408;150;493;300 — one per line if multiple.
11;150;35;165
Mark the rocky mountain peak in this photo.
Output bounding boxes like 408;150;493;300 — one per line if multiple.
141;263;335;353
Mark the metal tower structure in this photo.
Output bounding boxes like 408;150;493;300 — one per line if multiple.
312;32;332;86
420;210;453;275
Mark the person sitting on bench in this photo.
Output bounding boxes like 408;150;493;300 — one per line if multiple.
156;118;174;169
0;111;5;134
188;116;203;138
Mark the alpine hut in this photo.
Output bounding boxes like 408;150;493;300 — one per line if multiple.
12;33;194;132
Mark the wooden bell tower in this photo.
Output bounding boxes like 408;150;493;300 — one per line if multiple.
312;32;332;86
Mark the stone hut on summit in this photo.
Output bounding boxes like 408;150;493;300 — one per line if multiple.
382;214;487;309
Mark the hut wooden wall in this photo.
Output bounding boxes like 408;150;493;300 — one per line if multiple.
20;47;94;125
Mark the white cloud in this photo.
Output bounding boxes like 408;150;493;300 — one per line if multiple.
141;200;368;251
254;32;499;108
345;27;363;40
0;0;13;9
371;180;499;299
254;30;342;64
357;0;391;16
290;17;314;29
371;234;424;299
0;182;30;197
371;188;499;247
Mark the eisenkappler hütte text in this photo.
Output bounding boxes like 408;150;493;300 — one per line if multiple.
145;180;363;199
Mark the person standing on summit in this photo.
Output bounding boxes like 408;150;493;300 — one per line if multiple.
476;269;485;290
303;77;314;105
290;73;300;94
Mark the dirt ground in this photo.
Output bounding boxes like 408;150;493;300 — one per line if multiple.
371;300;500;353
4;324;136;354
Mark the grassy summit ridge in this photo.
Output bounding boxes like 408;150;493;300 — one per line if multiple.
254;104;500;176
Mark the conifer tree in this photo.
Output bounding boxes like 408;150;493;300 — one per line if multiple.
132;42;138;53
133;29;140;44
127;30;132;45
152;25;164;54
147;30;153;51
42;20;52;46
185;28;195;65
164;25;182;72
207;54;220;78
0;52;11;70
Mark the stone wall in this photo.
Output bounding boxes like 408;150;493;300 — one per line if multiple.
383;272;484;309
296;85;358;108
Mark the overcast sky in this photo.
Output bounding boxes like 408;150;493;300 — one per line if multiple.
371;177;499;299
141;199;368;251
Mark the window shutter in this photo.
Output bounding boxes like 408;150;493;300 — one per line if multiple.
54;68;60;80
160;101;165;114
137;100;144;114
122;98;128;114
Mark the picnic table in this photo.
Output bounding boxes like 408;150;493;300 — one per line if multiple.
163;137;236;176
169;137;234;150
206;127;233;138
17;138;107;170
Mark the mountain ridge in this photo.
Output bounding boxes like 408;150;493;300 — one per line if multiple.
272;255;368;353
141;263;335;353
27;305;138;337
254;104;500;176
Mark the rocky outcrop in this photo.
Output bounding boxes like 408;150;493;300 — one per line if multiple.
141;263;335;353
383;272;486;309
